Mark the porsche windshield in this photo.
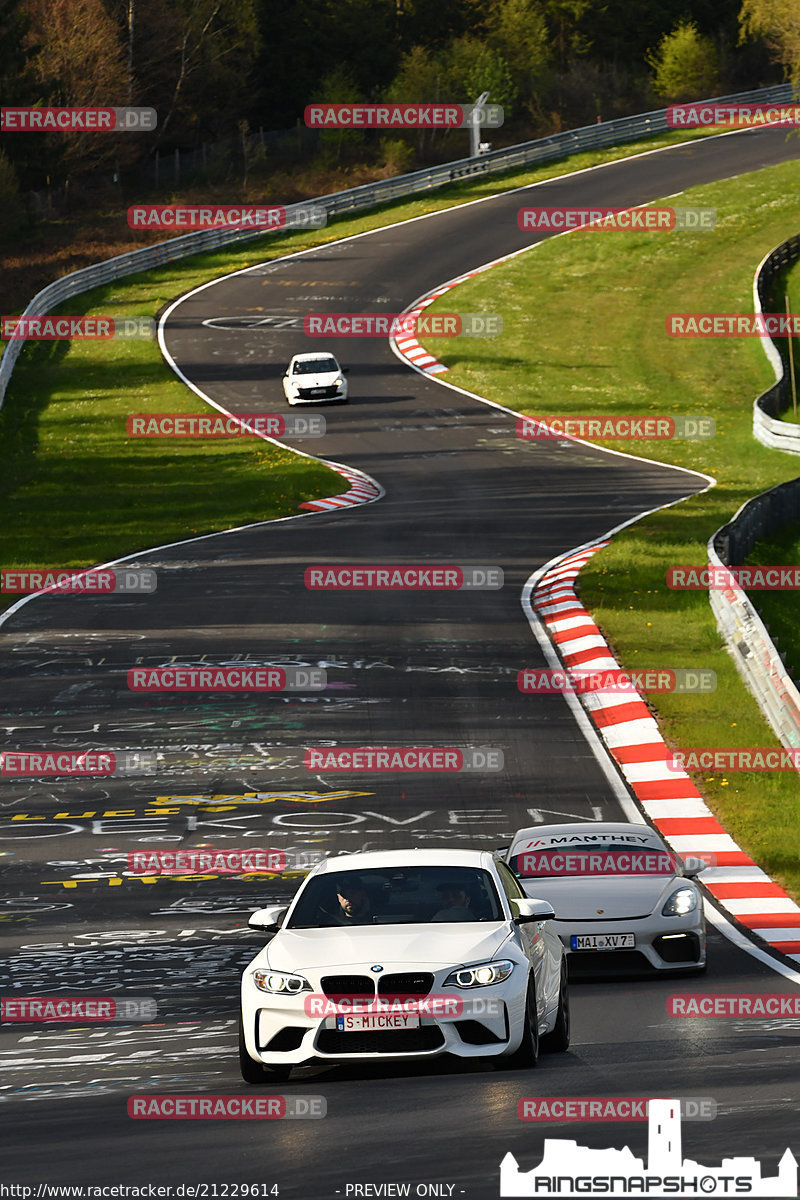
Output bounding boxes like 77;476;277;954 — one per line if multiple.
510;842;677;878
286;866;505;927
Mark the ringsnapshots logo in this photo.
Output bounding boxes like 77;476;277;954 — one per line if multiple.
667;748;800;772
1;995;156;1021
127;666;326;691
126;413;325;438
304;102;504;129
1;106;157;131
0;750;157;778
667;102;800;128
1;317;154;341
127;1094;326;1119
1;568;156;594
499;1097;797;1198
517;1097;717;1122
304;565;503;590
127;204;326;230
304;747;504;772
128;848;287;876
518;668;716;694
667;565;800;590
667;313;800;336
517;206;715;232
303;313;502;337
517;416;715;441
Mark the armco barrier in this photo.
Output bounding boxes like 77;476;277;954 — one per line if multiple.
0;81;794;414
752;232;800;452
708;482;800;749
708;233;800;750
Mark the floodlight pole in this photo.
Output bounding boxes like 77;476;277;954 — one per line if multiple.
470;91;490;157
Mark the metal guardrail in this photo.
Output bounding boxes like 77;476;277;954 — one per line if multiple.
1;81;795;413
708;232;800;749
752;232;800;451
708;484;800;748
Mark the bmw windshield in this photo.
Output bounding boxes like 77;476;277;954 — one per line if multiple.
286;866;505;928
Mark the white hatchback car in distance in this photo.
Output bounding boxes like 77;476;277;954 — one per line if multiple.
282;352;348;405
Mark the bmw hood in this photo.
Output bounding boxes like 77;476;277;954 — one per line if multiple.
254;923;511;972
521;875;678;920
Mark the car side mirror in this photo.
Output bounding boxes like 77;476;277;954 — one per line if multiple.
512;897;555;924
248;905;287;931
681;860;705;879
342;367;349;373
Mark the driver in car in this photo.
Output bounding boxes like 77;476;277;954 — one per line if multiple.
331;877;374;925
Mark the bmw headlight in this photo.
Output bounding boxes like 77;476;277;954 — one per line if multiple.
252;970;310;994
662;887;697;917
444;960;514;988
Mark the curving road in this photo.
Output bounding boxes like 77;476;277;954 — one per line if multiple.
2;126;800;1198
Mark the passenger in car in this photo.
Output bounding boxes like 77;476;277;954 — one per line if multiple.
432;882;476;921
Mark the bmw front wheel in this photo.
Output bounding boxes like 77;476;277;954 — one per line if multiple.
497;978;539;1069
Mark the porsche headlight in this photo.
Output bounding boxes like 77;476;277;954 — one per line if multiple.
252;970;310;994
444;960;514;988
662;887;697;917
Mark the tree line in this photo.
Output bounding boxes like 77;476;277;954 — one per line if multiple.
0;0;795;203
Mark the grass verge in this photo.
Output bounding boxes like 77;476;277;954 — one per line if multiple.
419;156;800;900
744;526;800;685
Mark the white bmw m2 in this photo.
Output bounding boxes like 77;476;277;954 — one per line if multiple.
239;848;569;1080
